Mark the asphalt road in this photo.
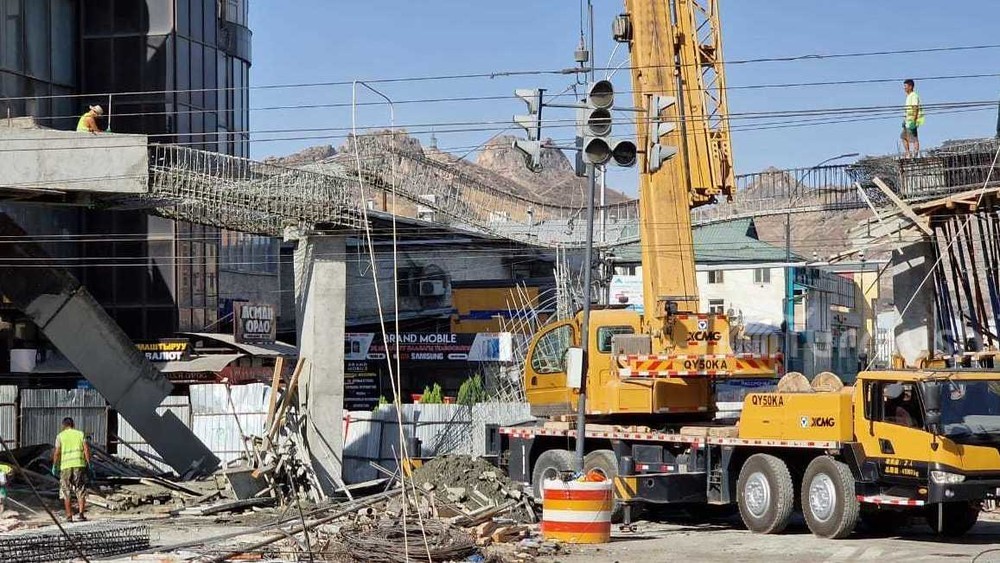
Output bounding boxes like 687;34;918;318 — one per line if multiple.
540;513;1000;563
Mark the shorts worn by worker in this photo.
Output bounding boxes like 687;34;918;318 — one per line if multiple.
59;467;87;500
900;123;919;142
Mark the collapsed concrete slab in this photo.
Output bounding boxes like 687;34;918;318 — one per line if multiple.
0;213;219;476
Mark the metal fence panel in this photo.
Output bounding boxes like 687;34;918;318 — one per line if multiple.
342;403;532;484
0;385;16;448
20;388;108;449
189;384;270;465
116;395;191;473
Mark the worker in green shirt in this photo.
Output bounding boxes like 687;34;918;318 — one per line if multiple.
901;79;925;157
0;462;11;513
52;417;91;522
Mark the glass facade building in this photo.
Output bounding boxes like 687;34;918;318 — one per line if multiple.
0;0;265;340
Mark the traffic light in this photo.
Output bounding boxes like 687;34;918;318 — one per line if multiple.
513;88;544;172
581;80;614;165
646;94;678;173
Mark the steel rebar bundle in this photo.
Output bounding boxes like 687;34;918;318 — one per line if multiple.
0;521;150;562
336;518;477;563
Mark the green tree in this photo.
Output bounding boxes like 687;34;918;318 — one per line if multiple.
420;383;444;404
457;374;488;406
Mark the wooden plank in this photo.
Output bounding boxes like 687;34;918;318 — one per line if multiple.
872;177;933;235
264;356;285;425
266;357;306;441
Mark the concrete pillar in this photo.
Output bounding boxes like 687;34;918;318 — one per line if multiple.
890;239;936;367
293;233;347;495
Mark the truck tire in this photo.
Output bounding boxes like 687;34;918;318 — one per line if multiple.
800;456;859;539
583;450;624;523
925;502;980;537
859;509;909;536
531;449;574;500
736;454;795;534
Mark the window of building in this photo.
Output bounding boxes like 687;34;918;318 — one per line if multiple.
708;270;724;284
754;268;771;284
530;325;573;374
709;299;725;314
597;326;634;353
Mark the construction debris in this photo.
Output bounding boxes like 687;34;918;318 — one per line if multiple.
333;517;477;562
228;358;327;506
410;455;538;523
0;520;150;562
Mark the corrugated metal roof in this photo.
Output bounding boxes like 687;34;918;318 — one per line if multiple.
155;353;244;373
181;333;297;357
744;322;782;336
611;218;804;265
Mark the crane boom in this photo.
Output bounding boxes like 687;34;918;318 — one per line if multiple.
522;0;780;421
626;0;734;325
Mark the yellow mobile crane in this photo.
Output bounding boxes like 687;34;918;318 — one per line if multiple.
498;0;1000;538
523;0;779;421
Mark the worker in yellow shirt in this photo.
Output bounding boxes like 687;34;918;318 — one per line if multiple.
0;462;11;513
76;105;104;134
52;417;91;522
900;79;924;157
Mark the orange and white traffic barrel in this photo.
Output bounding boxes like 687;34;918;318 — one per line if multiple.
540;477;613;544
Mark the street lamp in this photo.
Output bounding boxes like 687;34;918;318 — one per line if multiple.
784;152;860;374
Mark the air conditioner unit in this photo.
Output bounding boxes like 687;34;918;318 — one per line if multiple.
419;280;446;297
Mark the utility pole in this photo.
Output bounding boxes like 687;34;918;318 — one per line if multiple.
574;163;596;472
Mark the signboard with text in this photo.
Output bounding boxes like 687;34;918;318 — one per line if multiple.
234;302;276;344
135;339;191;362
345;360;381;410
344;332;516;363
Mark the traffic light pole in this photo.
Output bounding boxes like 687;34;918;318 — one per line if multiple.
574;162;597;473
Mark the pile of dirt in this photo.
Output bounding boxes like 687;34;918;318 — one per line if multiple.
411;455;531;515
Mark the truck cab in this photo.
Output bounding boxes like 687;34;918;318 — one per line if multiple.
851;372;1000;514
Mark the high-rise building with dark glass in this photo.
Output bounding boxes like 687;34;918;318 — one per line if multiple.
0;0;270;344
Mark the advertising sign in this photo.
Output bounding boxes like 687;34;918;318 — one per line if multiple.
234;302;276;344
135;339;191;362
344;332;516;362
345;361;381;410
610;275;644;311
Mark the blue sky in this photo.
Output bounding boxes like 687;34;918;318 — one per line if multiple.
248;1;1000;195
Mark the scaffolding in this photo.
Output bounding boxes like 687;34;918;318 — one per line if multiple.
134;136;1000;249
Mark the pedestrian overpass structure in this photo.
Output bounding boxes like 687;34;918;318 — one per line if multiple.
2;120;998;486
4;122;997;250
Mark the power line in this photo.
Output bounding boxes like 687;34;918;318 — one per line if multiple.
5;42;1000;103
11;70;1000;126
2;101;993;156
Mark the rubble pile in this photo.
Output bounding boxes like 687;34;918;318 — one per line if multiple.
411;455;538;523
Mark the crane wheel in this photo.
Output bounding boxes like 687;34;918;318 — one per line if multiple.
736;454;795;534
924;502;980;537
801;456;859;539
531;449;574;500
584;450;625;523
